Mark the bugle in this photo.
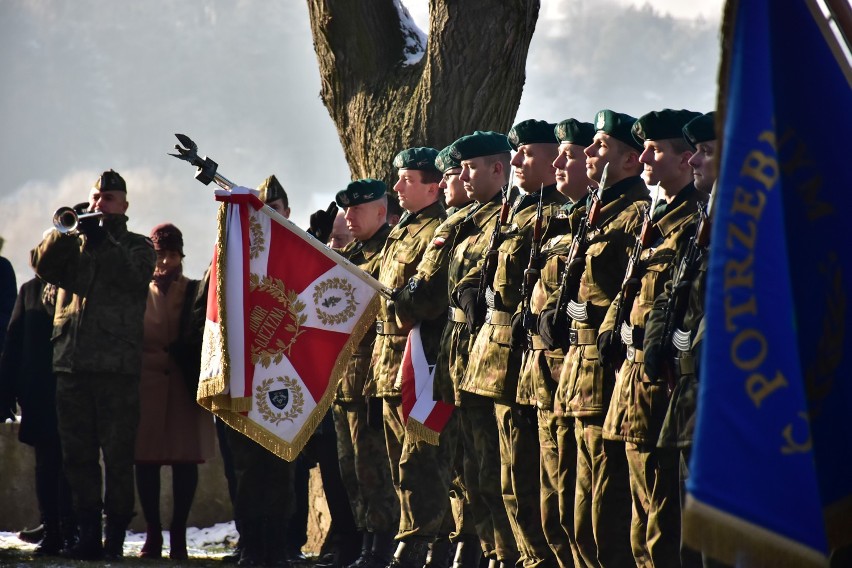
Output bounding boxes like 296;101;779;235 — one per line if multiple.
52;206;104;234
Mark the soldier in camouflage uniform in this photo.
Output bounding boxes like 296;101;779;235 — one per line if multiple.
597;109;705;567
644;112;718;568
331;179;398;568
30;170;156;560
537;110;650;568
372;147;450;568
459;120;567;568
397;132;519;568
522;118;596;568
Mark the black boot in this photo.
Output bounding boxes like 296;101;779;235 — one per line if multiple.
347;531;375;568
369;532;396;568
238;519;264;567
387;538;431;568
60;515;79;553
425;537;453;568
264;516;291;567
64;511;103;560
452;538;484;568
34;520;63;556
17;524;44;544
103;514;132;560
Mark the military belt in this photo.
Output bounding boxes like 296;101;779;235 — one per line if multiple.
674;353;695;376
568;327;597;346
620;322;645;347
485;308;513;326
672;328;692;351
530;334;548;351
626;346;645;363
376;320;406;336
566;300;589;322
448;308;467;323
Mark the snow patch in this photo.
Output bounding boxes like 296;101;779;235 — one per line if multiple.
394;0;426;65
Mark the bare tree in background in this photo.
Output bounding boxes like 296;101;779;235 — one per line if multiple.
307;0;540;183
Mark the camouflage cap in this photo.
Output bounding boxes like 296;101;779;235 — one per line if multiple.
507;119;558;150
593;109;643;151
335;178;387;208
682;112;717;148
393;147;440;173
257;174;288;205
632;109;702;144
93;169;126;192
435;145;462;173
554;118;595;147
450;131;512;162
150;223;184;255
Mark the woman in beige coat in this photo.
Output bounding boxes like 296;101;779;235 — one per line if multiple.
134;223;215;559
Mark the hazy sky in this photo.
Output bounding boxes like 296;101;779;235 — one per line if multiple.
0;0;723;283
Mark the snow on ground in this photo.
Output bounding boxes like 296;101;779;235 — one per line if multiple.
0;521;238;566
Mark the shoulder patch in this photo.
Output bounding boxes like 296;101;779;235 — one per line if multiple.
432;236;446;248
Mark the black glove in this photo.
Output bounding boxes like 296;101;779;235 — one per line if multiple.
643;341;663;381
596;330;622;370
308;202;339;244
510;311;527;349
366;396;384;430
457;287;481;335
538;308;567;351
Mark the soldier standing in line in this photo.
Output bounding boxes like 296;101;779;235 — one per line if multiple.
537;111;650;568
30;170;156;560
523;118;596;567
331;179;399;568
459;120;567;568
448;132;522;568
394;134;514;568
643;112;719;568
372;147;450;568
597;109;705;567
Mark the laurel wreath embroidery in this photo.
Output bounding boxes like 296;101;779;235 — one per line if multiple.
249;273;306;366
249;215;265;259
313;277;358;325
804;254;845;419
255;376;305;425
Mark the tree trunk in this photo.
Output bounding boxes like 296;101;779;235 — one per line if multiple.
307;0;540;185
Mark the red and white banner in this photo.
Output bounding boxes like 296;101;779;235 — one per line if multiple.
198;187;384;460
399;323;455;445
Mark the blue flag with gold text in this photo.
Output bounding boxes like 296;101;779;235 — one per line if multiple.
684;0;852;566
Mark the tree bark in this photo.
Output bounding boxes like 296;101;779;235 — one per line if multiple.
307;0;540;184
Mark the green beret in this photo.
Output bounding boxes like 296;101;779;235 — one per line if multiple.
94;169;126;192
335;178;387;208
393;147;440;173
554;119;595;147
435;145;462;173
632;109;702;144
683;112;717;148
450;131;512;161
593;110;643;151
507;119;558;150
257;174;288;205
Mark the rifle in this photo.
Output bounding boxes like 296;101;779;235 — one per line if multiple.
520;185;545;344
659;201;711;394
475;182;512;326
608;202;657;358
553;164;607;325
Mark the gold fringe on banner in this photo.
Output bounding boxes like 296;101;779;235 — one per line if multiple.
683;496;828;568
405;418;442;446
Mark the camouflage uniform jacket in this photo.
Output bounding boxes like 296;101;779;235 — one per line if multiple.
460;185;568;403
520;200;585;410
372;201;447;398
645;216;709;449
548;177;650;417
601;184;709;443
30;216;156;376
394;202;478;404
334;223;392;402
